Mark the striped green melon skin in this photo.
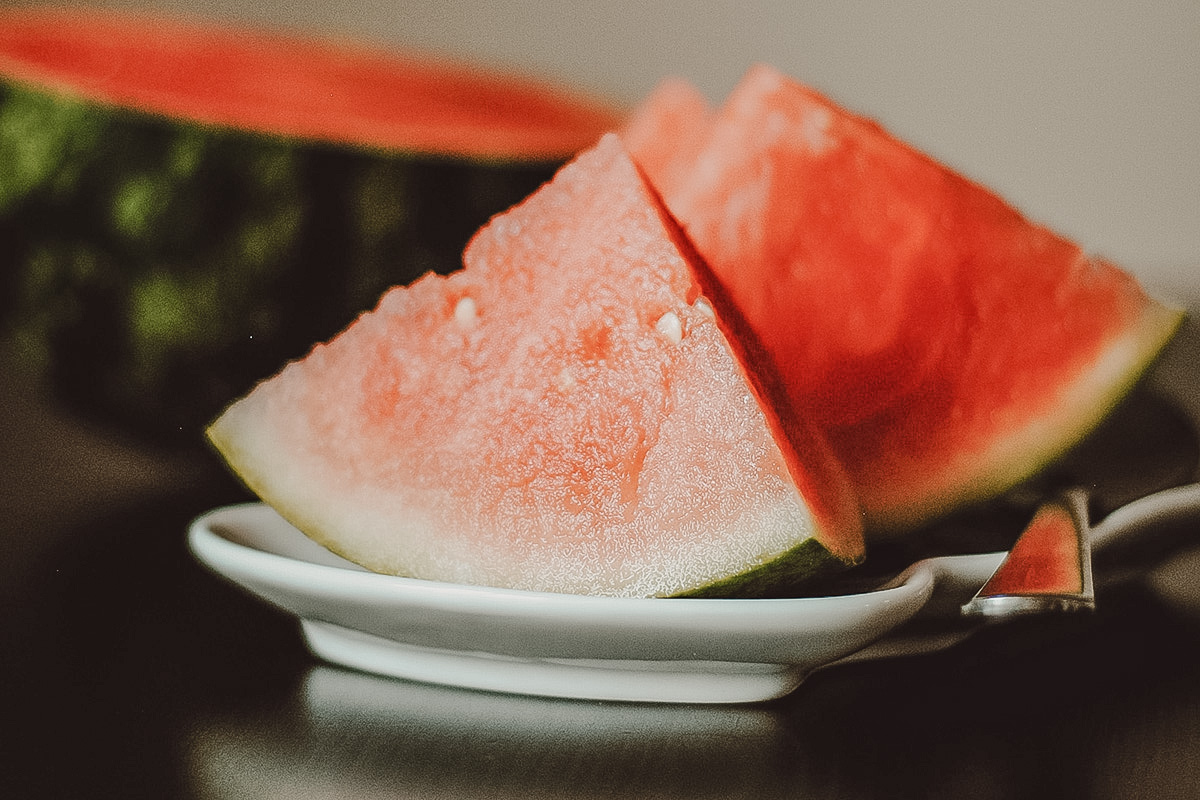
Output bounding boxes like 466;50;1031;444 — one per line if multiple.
0;10;619;443
674;536;849;597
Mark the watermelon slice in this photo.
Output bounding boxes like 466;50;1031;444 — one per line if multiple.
624;64;1184;533
207;134;864;597
962;490;1095;616
0;7;621;441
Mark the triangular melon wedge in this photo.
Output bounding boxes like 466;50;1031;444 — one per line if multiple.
625;64;1184;534
962;490;1095;616
208;134;863;597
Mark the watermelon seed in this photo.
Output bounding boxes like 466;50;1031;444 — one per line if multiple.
556;366;577;392
454;296;478;329
692;297;714;318
655;310;683;344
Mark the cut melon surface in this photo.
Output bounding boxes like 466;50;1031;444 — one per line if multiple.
0;6;620;160
980;501;1086;596
208;134;863;597
962;490;1095;617
625;64;1184;534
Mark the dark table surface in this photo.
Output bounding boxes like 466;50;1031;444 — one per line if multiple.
6;314;1200;800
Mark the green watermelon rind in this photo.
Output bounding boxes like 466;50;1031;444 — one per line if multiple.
0;76;566;441
0;8;621;442
206;299;862;599
676;536;853;598
208;385;858;599
870;301;1186;533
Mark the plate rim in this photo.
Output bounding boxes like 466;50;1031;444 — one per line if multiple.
187;501;942;667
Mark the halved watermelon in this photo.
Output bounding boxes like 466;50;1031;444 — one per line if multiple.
625;64;1184;533
0;7;621;441
207;134;863;597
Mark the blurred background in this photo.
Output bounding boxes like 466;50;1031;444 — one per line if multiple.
8;0;1197;296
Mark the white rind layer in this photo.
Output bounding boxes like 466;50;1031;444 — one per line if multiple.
867;299;1185;532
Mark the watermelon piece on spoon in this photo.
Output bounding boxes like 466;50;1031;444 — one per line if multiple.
207;134;863;598
624;64;1184;535
962;490;1095;616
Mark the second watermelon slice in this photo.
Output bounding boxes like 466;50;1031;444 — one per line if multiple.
626;65;1183;534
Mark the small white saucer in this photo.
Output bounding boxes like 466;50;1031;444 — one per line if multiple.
188;503;1001;703
188;484;1200;704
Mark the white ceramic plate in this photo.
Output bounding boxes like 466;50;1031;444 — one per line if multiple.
188;484;1200;704
184;482;1200;700
186;503;995;703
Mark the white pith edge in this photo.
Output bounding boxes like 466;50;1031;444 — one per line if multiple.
208;407;835;598
868;301;1186;532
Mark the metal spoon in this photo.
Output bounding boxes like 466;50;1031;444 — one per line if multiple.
961;487;1094;617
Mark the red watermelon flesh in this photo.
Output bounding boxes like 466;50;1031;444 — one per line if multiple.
208;134;863;597
978;501;1086;596
0;7;620;160
621;77;715;199
625;64;1184;533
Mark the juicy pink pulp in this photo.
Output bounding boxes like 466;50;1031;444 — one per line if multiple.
0;7;621;159
979;502;1085;596
209;135;862;596
627;64;1181;530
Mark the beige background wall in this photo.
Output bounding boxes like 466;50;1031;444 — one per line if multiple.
16;0;1199;297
